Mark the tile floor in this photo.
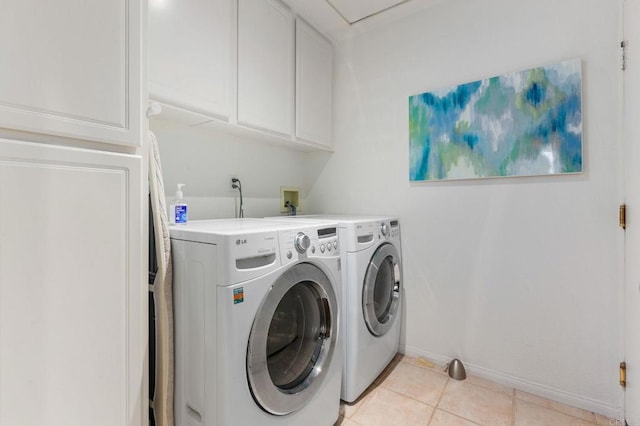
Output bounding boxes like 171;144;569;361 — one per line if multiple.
335;355;623;426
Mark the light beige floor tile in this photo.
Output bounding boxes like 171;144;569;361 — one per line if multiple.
438;380;513;426
341;397;366;419
373;353;405;385
463;374;514;396
340;376;381;418
334;416;361;426
402;355;449;376
515;390;596;423
595;413;625;426
429;409;481;426
351;387;434;426
514;399;595;426
378;361;448;405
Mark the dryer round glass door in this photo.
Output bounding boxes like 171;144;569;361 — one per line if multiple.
362;243;401;336
247;262;338;415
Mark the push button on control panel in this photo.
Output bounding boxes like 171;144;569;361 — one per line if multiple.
286;250;292;259
320;244;325;253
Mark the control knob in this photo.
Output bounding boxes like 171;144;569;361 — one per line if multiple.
294;232;311;253
380;222;389;237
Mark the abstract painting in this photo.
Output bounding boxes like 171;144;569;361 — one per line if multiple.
409;59;582;181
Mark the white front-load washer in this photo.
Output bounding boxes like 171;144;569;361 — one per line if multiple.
170;218;342;426
264;215;402;403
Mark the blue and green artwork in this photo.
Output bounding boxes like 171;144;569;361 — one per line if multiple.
409;59;582;181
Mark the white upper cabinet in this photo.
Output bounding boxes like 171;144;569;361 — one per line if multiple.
148;0;333;149
295;19;333;148
0;0;142;147
149;0;232;121
237;0;294;136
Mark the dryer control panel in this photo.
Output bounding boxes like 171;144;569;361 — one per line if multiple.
389;220;400;239
342;218;401;253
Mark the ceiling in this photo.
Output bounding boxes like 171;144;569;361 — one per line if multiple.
327;0;409;24
281;0;445;42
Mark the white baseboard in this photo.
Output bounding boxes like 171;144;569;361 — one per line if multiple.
400;344;624;421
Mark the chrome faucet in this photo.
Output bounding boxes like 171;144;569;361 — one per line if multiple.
285;201;297;216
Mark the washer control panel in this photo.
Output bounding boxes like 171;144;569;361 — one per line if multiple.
280;226;339;263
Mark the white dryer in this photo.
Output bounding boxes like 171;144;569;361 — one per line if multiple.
170;218;342;426
264;215;402;403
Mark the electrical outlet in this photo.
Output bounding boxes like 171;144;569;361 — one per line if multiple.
231;177;239;191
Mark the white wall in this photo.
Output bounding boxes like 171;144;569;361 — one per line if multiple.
306;0;623;416
150;119;309;219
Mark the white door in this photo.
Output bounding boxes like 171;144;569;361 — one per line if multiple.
237;0;294;136
247;263;338;415
624;0;640;423
149;0;232;120
362;243;402;336
0;139;144;426
0;0;142;147
295;19;333;148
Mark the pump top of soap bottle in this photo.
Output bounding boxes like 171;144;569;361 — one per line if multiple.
175;183;185;201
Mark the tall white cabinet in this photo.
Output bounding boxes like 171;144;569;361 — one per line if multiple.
0;140;145;426
0;1;146;425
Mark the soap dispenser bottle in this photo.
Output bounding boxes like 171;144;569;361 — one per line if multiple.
170;184;188;225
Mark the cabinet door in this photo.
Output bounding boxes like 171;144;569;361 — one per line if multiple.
150;0;231;120
0;0;142;147
237;0;294;136
0;139;144;426
296;20;333;148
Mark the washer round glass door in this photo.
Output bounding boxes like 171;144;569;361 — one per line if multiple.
362;243;401;336
247;262;338;415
